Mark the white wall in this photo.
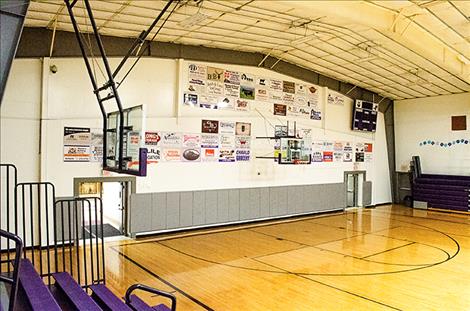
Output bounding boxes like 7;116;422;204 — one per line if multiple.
2;57;392;204
1;59;42;182
395;93;470;175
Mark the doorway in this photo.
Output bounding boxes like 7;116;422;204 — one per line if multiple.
344;171;366;208
74;177;135;237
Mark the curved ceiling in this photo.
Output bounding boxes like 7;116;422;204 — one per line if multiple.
24;0;470;100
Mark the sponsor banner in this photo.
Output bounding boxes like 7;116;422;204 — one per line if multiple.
201;120;219;134
235;122;251;136
235;135;251;149
355;152;365;162
240;73;255;87
201;134;219;148
257;77;269;88
312;141;324;152
274;103;287;116
64;127;91;146
145;132;161;145
236;99;249;111
307;85;319;97
220;134;235;148
296;84;307;95
146;146;161;162
188;63;206;81
182;148;201;162
236;149;250;161
323;141;334;151
207;67;224;82
270;92;283;101
343;142;353;152
327;91;345;106
343;152;353;162
294;96;307;107
287;105;301;117
187;82;206;94
219;148;236;162
310;109;321;120
256;88;269;101
297;128;312;138
160;132;182;147
207;81;223;96
333;151;343;162
90;129;103;163
312;151;323;162
201;148;219;162
223;70;240;85
182;134;201;148
355;142;365;152
283;93;295;105
183;93;198;106
162;148;181;161
323;151;333;162
333;141;344;151
298;107;310;118
199;94;218;109
224;83;240;97
283;81;295;94
240;85;255;100
269;79;283;92
64;146;90;162
219;121;236;134
218;96;236;110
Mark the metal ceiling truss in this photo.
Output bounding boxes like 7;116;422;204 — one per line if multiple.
25;0;470;100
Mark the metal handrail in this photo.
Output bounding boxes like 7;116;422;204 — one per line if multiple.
125;283;176;311
0;229;23;311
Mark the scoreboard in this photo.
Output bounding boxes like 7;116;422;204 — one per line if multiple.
352;100;378;132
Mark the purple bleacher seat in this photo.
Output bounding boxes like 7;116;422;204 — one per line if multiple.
90;284;132;311
153;305;172;311
53;272;102;311
18;259;61;311
126;294;171;311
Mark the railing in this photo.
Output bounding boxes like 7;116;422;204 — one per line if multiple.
16;182;56;285
1;163;105;290
0;229;22;311
55;197;105;289
125;284;176;311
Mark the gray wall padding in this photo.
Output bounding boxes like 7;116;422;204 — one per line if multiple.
129;183;346;235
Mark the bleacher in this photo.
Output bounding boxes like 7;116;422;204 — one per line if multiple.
0;163;176;311
411;157;470;212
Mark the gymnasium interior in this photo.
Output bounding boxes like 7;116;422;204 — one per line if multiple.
1;0;469;310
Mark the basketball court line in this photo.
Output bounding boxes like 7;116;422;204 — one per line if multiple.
108;211;464;310
249;258;403;311
249;228;446;267
110;246;215;311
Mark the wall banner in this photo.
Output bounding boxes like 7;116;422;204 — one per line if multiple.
64;127;91;162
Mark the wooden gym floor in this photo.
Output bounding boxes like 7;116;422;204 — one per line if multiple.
105;205;470;310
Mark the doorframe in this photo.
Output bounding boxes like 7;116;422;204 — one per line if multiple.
73;176;136;236
344;171;367;207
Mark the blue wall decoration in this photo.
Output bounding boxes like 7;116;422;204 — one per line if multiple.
419;139;469;147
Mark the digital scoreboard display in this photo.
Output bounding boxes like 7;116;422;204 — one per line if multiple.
352;100;378;132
